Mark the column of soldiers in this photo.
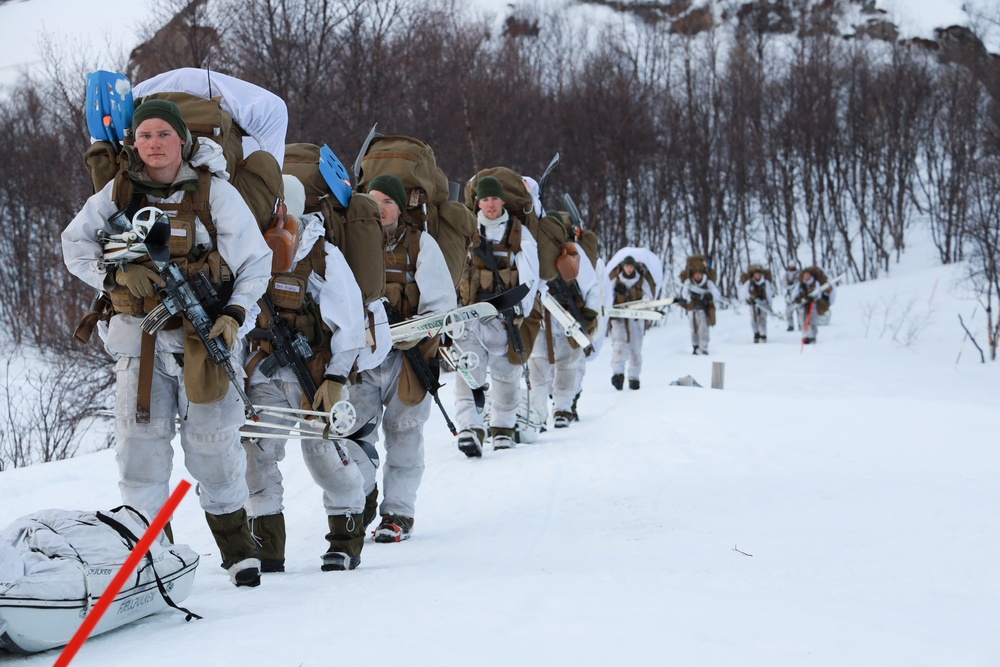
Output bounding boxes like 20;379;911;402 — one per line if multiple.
64;72;839;590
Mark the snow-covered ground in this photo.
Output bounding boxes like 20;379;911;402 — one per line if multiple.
2;1;999;664
3;223;999;666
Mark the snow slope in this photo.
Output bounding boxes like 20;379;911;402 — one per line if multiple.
2;226;999;666
1;0;996;89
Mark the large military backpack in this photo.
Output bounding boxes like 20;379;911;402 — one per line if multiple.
282;143;386;303
740;263;773;284
84;91;285;236
802;265;829;286
679;254;717;283
465;167;568;282
576;228;600;269
356;135;476;286
609;261;657;297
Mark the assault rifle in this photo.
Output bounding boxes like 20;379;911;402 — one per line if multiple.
248;294;358;465
139;213;259;423
384;301;458;436
474;236;527;364
249;294;318;401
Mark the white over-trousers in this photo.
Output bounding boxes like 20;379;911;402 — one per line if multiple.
750;307;768;337
244;377;365;519
113;353;248;518
690;311;711;350
609;319;644;380
345;350;431;519
528;327;581;421
453;319;523;432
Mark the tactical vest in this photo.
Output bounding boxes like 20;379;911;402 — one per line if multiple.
611;269;645;305
459;216;523;306
259;238;329;352
748;280;768;302
106;170;233;318
384;224;422;321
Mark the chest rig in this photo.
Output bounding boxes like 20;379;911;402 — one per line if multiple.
106;170;233;319
384;224;423;321
257;238;329;353
748;280;768;301
459;216;523;306
612;271;644;305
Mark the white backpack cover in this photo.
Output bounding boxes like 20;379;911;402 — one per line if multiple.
0;507;199;654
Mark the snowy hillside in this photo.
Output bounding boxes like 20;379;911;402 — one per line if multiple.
3;226;999;666
1;0;997;89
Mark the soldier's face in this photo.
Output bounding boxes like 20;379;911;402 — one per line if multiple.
370;190;401;231
478;196;505;220
134;118;185;179
623;264;635;276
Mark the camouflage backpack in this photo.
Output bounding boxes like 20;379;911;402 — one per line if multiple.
679;254;717;283
282;143;386;303
465;167;568;282
357;135;476;286
739;263;773;284
84;91;285;236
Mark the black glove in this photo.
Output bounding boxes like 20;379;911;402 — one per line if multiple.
614;283;626;296
674;296;688;306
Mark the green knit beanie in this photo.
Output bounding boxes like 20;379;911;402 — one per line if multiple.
368;174;408;211
131;99;193;157
477;176;504;200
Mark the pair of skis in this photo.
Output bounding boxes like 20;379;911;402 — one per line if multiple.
389;284;529;344
601;297;672;321
539;291;594;352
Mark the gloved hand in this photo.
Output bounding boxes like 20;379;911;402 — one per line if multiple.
582;307;599;336
115;265;165;298
208;315;241;350
312;377;345;413
614;283;626;296
393;337;422;351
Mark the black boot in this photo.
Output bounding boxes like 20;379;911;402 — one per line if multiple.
362;486;379;530
628;378;640;390
570;392;581;421
322;514;364;571
206;509;261;587
754;333;760;343
611;374;624;390
249;513;286;573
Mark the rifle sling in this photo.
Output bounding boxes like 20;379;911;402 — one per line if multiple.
543;310;555;364
136;330;156;424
